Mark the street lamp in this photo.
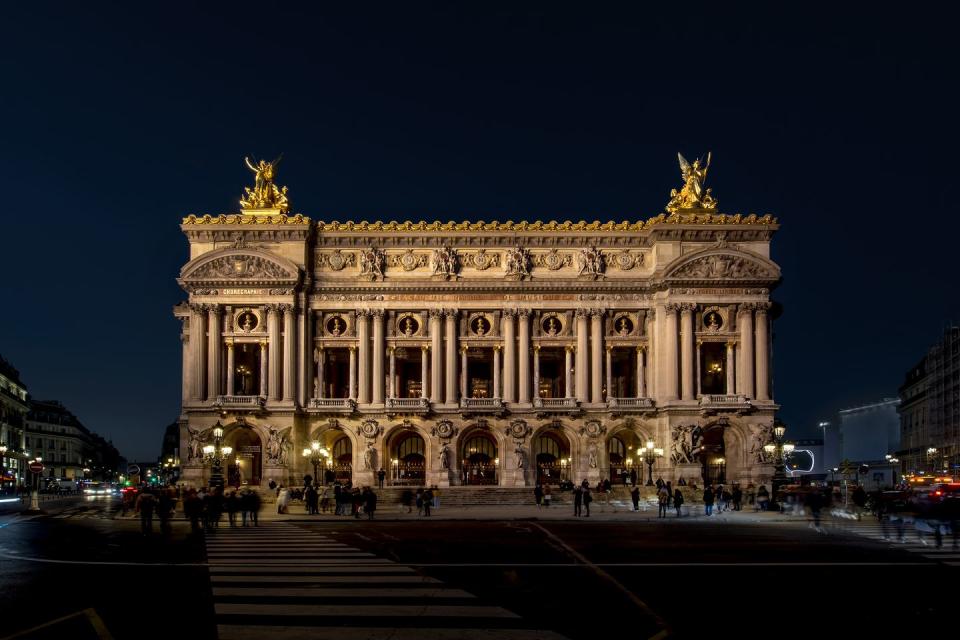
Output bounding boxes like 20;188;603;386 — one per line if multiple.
642;440;664;486
302;440;328;485
202;422;231;488
763;421;790;510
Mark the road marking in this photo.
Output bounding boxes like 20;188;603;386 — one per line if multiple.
214;603;519;617
0;608;114;640
210;575;440;583
530;522;673;639
212;586;474;597
215;625;569;639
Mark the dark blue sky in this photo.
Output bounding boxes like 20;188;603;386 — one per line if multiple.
1;5;955;460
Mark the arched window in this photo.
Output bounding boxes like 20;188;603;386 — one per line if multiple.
608;436;626;464
463;434;497;461
395;432;425;461
332;436;352;464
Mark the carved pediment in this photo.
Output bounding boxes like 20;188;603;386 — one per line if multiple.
180;248;300;287
665;249;779;282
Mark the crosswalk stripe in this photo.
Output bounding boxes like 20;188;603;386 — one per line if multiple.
208;559;394;565
208;566;415;574
214;603;519;617
215;625;569;639
206;552;374;557
212;587;474;598
210;575;440;584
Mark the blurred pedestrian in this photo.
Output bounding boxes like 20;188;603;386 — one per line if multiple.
543;484;552;508
732;485;743;511
573;485;583;517
225;490;240;527
276;486;290;514
582;486;592;517
674;488;684;517
184;488;202;533
658;485;669;518
158;486;175;535
715;485;726;513
422;487;433;516
416;488;424;515
534;485;543;509
135;490;156;535
401;488;413;513
377;468;386;489
364;487;377;520
756;485;769;511
631;486;640;511
319;485;329;513
630;468;637;487
852;485;867;520
806;489;824;533
305;484;319;515
703;486;715;516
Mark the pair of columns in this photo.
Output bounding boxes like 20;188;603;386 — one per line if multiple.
573;309;606;403
602;345;647;400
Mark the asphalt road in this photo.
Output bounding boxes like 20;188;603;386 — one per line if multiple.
0;500;955;639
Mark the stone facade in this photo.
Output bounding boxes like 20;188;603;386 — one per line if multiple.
0;355;29;491
176;184;782;491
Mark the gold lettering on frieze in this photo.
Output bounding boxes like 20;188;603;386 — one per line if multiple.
221;288;266;295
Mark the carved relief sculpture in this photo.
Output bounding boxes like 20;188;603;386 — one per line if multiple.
439;443;451;470
504;246;532;280
430;246;459;279
535;248;571;271
672;254;777;280
359;246;386;281
577;246;605;279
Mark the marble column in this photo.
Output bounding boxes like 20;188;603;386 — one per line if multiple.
680;304;695;401
181;332;190;404
605;346;613;401
356;311;370;404
695;340;702;398
645;310;656;400
737;305;755;398
259;340;268;397
267;305;281;400
460;346;468;399
282;305;296;403
532;345;541;401
725;341;736;395
590;310;604;404
664;304;680;401
420;346;429;398
429;310;443;402
492;346;501;399
372;310;385;404
348;346;357;400
565;345;574;398
502;310;516;403
575;309;589;402
444;311;458;405
636;346;646;398
207;305;222;400
388;346;396;399
190;305;206;401
755;303;770;401
518;310;531;403
316;347;325;399
297;308;308;407
225;341;235;396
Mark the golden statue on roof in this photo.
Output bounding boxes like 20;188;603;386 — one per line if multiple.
240;155;290;213
666;152;717;213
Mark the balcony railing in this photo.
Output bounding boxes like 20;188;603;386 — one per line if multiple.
309;398;357;412
460;397;504;411
699;394;751;408
533;397;579;410
385;397;430;412
607;397;655;411
214;395;266;409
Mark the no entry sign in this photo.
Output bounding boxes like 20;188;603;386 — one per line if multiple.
28;461;44;473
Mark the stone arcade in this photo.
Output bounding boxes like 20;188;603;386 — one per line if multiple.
175;155;782;491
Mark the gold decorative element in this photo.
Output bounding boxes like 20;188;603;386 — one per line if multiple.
667;152;717;213
183;214;776;228
182;213;310;225
240;156;290;213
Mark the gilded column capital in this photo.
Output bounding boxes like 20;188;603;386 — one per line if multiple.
533;344;541;352
421;344;430;351
258;339;268;348
605;344;613;352
679;303;697;314
460;345;469;354
493;344;502;352
636;345;646;353
725;340;737;348
225;340;235;350
386;345;394;354
348;345;357;352
565;344;576;353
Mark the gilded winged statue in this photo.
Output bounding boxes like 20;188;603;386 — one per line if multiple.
240;155;290;213
666;152;717;212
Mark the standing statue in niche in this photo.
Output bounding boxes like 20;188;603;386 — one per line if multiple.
266;427;289;465
515;446;527;469
187;426;204;461
588;443;598;469
439;444;450;470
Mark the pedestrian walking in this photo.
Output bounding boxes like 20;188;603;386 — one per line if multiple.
135;490;156;535
806;489;824;533
852;485;867;520
573;485;583;517
416;488;424;515
756;485;769;511
657;485;669;518
666;481;673;507
333;483;342;515
319;485;329;513
158;486;175;534
225;490;240;527
364;487;378;520
305;484;319;515
630;468;637;487
534;485;543;508
655;476;664;490
377;468;386;489
703;486;715;516
276;486;290;514
582;486;592;517
674;488;684;516
631;486;640;511
401;489;413;513
715;485;726;513
543;484;552;508
422;488;433;516
432;485;440;509
352;487;363;518
732;486;743;511
184;488;202;533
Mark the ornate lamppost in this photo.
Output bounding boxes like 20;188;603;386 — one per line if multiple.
202;423;231;489
302;441;329;486
642;440;664;486
763;421;793;510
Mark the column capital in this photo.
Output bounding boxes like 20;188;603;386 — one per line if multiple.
428;309;445;319
565;344;576;353
443;308;459;319
387;345;395;354
355;309;370;318
259;339;268;348
533;344;541;352
348;345;357;352
421;344;430;351
605;344;613;352
502;308;517;319
278;303;294;313
575;308;590;319
460;344;469;354
188;303;205;313
679;303;697;314
665;302;682;313
493;344;502;352
225;340;235;350
636;344;646;353
725;340;737;348
517;309;531;319
206;303;222;315
752;301;772;314
737;303;754;316
371;308;385;318
589;308;605;318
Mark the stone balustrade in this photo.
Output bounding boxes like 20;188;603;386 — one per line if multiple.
214;395;266;408
385;397;430;413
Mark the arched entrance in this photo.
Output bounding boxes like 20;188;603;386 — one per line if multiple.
391;431;425;486
461;433;498;485
226;426;262;487
698;426;726;486
329;435;352;484
608;431;643;485
534;430;570;485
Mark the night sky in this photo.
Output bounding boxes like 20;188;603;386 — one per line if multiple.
1;5;956;460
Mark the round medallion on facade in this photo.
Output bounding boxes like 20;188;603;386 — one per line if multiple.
472;249;495;271
235;309;259;332
326;315;347;336
612;250;636;271
540;314;563;336
542;249;566;271
703;309;723;331
581;420;606;438
432;419;457;440
470;315;492;336
358;419;381;440
399;250;420;271
397;314;420;336
327;250;348;271
612;314;634;336
505;419;530;440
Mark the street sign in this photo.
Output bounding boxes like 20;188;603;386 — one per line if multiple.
128;464;141;475
28;461;44;474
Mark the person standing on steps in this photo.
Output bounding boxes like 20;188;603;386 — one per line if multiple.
377;468;386;489
631;485;640;511
573;484;583;517
703;485;715;516
422;487;433;516
657;484;669;518
534;485;543;509
582;485;592;517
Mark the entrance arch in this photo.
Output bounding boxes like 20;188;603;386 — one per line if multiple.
607;428;646;485
226;426;262;487
533;430;570;485
698;425;726;486
390;431;426;486
461;432;498;485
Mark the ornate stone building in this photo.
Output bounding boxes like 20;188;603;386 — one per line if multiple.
176;155;782;490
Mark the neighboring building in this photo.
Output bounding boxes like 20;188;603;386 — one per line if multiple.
24;400;121;482
176;157;783;490
837;398;901;464
0;355;29;491
159;421;180;484
898;326;960;475
785;437;824;480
